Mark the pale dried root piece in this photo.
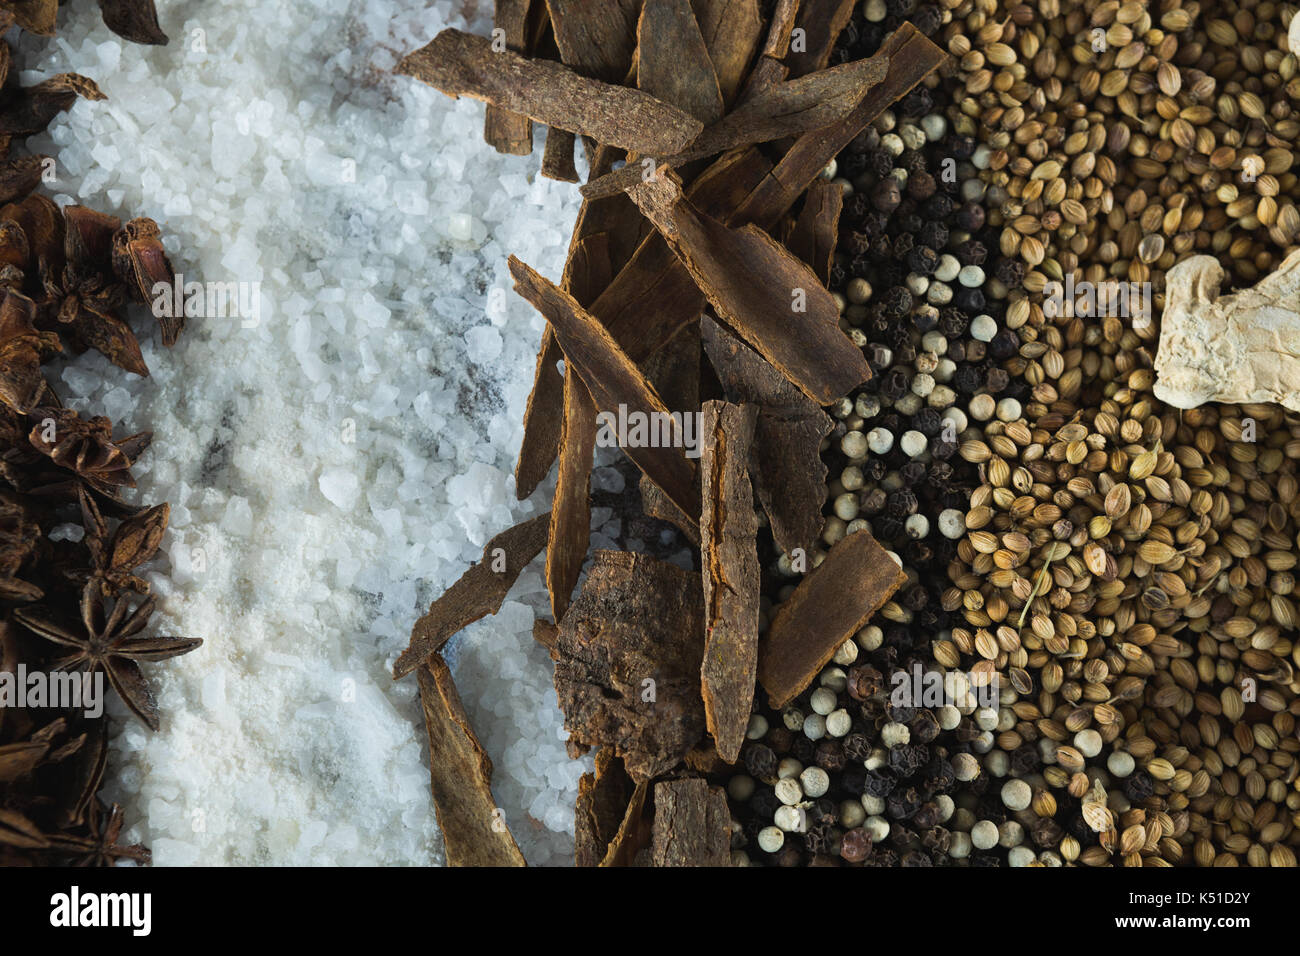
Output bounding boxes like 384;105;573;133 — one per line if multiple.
1153;249;1300;412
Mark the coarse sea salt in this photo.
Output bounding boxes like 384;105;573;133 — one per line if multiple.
20;0;589;865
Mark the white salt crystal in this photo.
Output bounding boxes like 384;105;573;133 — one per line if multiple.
464;325;502;363
319;469;361;510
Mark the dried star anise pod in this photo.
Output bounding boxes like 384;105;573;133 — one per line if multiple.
0;287;61;413
41;205;148;376
75;484;167;595
111;217;179;346
45;798;150;866
0;488;43;600
0;73;105;157
13;580;201;730
22;406;151;505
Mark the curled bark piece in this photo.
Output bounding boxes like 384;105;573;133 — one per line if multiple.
398;29;705;156
786;180;843;285
784;0;857;77
650;778;732;867
547;372;596;620
483;0;540;155
690;0;763;105
699;400;760;765
393;512;550;679
1154;250;1300;412
548;550;706;782
599;778;652;866
629;167;869;406
418;655;526;867
700;316;831;559
639;473;701;545
758;529;906;708
545;0;640;82
510;255;700;523
637;0;724;125
541;126;579;181
514;330;565;500
575;748;634;866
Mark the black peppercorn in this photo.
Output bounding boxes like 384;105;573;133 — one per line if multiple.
892;231;915;257
866;148;894;179
815;739;846;772
887;787;923;820
744;743;777;780
880;366;911;400
845;191;874;221
862;769;896;797
791;735;815;764
899;87;931;117
952;286;985;313
938;307;969;337
841;767;869;795
948;134;976;160
989;328;1020;360
1031;818;1064;848
985;367;1009;393
912;407;942;436
871;177;902;213
906;169;936;200
804;820;839;855
1010;744;1040;775
889;744;929;776
846;230;872;255
952;364;982;394
994;257;1025;287
898;150;927;176
1124;769;1155;803
886;489;918;517
954;238;987;265
907;245;938;275
918;220;948;250
902;583;928;610
899;460;926;485
910;709;941;744
749;787;780;819
843;733;872;762
954;202;985;231
840;827;872;863
922;193;954;219
766;726;793;754
912;3;942;33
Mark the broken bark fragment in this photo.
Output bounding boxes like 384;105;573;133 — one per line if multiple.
393;512;550;679
735;0;801;100
548;550;706;781
579;51;891;200
651;778;731;866
702;317;832;555
784;0;856;78
398;30;705;156
757;529;907;708
542;127;579;181
510;255;700;523
628;168;869;405
786;180;843;285
639;473;701;545
483;0;536;155
547;372;597;620
699;400;760;765
515;331;565;500
690;0;762;106
637;0;724;125
418;655;526;867
575;748;635;866
545;0;640;82
599;778;652;866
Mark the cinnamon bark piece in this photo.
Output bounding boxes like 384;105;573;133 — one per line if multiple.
637;0;724;125
701;317;831;556
757;529;907;708
418;655;526;867
785;180;843;285
483;0;537;155
784;0;857;78
699;400;760;764
628;168;869;406
546;370;597;620
398;29;705;156
575;748;635;866
650;778;732;866
393;512;550;679
510;256;699;523
689;0;764;105
547;550;706;781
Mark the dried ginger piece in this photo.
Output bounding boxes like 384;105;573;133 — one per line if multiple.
393;512;549;679
547;550;706;781
699;400;760;764
758;529;907;708
418;655;525;867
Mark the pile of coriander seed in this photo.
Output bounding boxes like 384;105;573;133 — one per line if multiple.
724;0;1300;867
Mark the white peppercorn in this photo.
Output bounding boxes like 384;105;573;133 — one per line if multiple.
948;831;972;859
906;273;929;297
839;800;866;829
745;714;768;740
957;264;985;288
879;131;903;155
983;749;1009;777
1074;729;1103;758
1008;846;1036;867
856;624;883;651
969;394;996;421
810;687;837;716
774;806;805;832
900;430;927;456
935;794;955;822
926;281;952;305
934;357;956;382
820;666;848;692
934;254;960;282
920;113;946;141
953;752;981;781
938;508;965;539
861;794;886;816
864;815;890;843
995;397;1022;422
803;713;826;740
847;277;872;303
970;820;999;850
777;757;802;780
941;407;968;434
757;826;785;852
937;704;961;730
840;465;864;491
866;427;893;455
840;430;868;459
880;722;910;748
775;777;803;806
1107;752;1136;778
800;767;830;799
894;392;923;416
1001;779;1033;811
909;374;935;399
970;314;997;342
999;821;1024;848
782;707;804;732
825;708;852;738
833;492;859;521
927;385;957;408
904;514;929;539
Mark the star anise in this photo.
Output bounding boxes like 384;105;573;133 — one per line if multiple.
111;217;179;346
76;484;168;595
13;581;201;730
0;286;61;413
23;405;151;501
40;204;148;376
45;798;150;866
